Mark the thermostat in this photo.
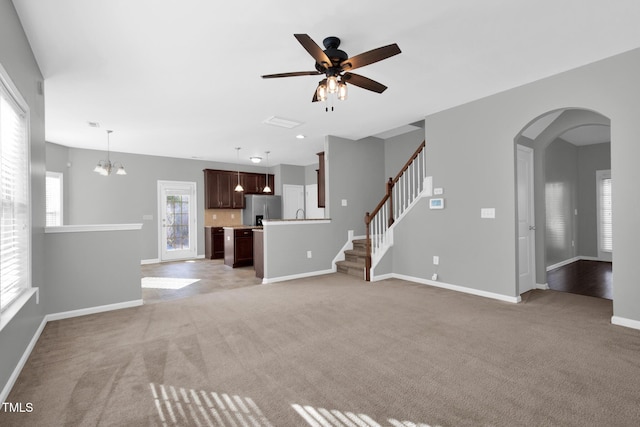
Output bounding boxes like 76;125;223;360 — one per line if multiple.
429;198;444;209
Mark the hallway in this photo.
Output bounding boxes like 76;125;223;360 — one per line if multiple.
547;260;612;300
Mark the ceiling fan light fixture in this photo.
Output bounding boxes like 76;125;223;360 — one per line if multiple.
316;83;327;101
327;75;338;93
337;81;348;101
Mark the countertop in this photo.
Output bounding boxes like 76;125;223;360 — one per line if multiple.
222;225;263;230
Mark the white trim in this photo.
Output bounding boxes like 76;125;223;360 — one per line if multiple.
332;231;365;265
262;219;331;226
546;256;607;272
262;268;335;284
536;283;550;290
389;273;521;303
45;224;142;233
45;299;143;322
141;258;160;265
0;316;47;405
611;316;640;331
371;273;394;282
0;288;38;333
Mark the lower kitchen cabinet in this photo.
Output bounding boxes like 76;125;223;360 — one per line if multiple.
224;227;253;268
204;227;224;259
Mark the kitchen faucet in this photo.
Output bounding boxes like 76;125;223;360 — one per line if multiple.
295;208;305;219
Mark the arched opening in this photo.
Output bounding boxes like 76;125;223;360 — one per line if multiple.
514;108;612;299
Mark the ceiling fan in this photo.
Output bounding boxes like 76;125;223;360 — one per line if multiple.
261;34;401;105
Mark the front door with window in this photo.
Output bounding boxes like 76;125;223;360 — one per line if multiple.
158;181;197;261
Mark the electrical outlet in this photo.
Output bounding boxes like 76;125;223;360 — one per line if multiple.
307;251;312;258
433;256;439;265
231;214;235;219
212;214;217;220
341;199;348;207
431;273;438;281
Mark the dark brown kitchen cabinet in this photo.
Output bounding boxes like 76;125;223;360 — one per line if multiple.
243;173;275;194
204;169;245;209
204;227;224;259
224;228;253;268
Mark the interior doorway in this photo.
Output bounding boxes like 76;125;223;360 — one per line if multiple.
515;108;612;299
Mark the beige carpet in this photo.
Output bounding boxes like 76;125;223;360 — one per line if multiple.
2;273;640;426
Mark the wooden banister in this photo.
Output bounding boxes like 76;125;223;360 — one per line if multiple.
364;140;426;281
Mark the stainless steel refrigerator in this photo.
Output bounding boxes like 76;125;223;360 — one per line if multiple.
243;195;282;226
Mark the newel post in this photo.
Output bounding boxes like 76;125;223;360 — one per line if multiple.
364;212;371;282
387;177;395;227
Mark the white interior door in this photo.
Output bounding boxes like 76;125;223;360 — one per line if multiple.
305;184;325;219
283;184;305;219
158;181;197;261
517;145;536;293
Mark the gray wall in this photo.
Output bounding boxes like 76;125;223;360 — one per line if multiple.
390;48;640;324
264;135;385;279
545;138;578;266
384;128;425;182
46;145;274;261
0;0;46;399
577;142;611;256
43;229;142;313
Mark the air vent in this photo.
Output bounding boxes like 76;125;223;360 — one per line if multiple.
87;121;101;128
262;116;302;129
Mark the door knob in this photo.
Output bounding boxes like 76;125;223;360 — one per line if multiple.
529;225;536;230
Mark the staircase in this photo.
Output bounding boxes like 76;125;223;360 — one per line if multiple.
336;239;369;279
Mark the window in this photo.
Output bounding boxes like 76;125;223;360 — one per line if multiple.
46;171;63;226
596;170;612;259
0;64;30;312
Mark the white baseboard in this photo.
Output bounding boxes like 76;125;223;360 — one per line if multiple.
0;317;47;405
262;268;336;284
371;273;394;282
536;283;550;290
141;258;160;265
611;316;640;331
1;298;143;404
546;256;605;272
391;273;521;303
46;299;144;322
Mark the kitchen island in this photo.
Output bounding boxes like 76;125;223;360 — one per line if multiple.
223;226;261;268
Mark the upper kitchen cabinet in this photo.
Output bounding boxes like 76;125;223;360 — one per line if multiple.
204;169;244;209
244;173;275;194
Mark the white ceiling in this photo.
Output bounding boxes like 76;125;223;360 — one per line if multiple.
12;0;640;167
560;125;611;146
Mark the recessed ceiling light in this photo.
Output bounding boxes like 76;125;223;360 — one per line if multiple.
88;121;100;128
250;156;262;163
296;134;305;139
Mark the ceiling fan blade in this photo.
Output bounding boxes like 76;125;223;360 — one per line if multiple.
294;34;332;69
342;73;388;93
262;71;323;79
340;43;401;71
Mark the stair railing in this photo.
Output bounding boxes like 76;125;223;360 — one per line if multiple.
364;140;427;281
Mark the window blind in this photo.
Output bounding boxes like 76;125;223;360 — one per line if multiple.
0;77;30;312
599;176;612;252
46;172;63;226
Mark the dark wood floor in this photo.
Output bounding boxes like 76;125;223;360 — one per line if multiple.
547;260;612;300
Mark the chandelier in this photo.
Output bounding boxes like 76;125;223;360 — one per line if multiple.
93;130;126;176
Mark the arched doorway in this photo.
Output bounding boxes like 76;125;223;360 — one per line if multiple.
514;108;612;299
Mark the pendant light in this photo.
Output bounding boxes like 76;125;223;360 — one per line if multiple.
234;147;244;192
263;151;271;193
93;130;126;176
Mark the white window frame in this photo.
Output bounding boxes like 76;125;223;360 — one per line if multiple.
46;171;64;226
596;169;612;262
0;62;32;315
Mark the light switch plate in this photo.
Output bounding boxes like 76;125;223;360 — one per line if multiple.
434;187;444;195
341;199;347;206
481;208;496;219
